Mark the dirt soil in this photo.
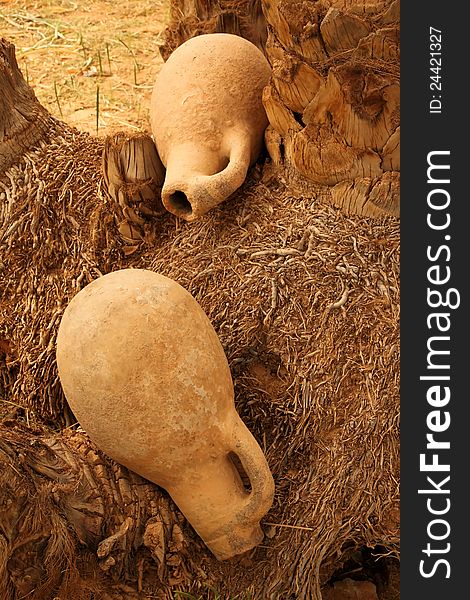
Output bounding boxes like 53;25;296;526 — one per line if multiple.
0;0;169;134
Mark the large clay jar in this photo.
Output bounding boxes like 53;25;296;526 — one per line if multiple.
56;269;274;560
150;33;271;221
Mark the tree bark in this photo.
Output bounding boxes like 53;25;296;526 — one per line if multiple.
159;0;267;60
0;38;56;174
0;422;200;600
262;0;400;217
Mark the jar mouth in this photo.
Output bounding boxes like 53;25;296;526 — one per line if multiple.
166;190;193;218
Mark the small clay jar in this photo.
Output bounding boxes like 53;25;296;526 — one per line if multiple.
56;269;274;560
150;33;271;221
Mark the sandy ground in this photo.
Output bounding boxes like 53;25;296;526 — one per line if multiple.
1;0;170;134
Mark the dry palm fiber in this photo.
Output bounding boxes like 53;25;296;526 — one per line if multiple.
159;0;267;60
1;104;399;598
0;421;207;600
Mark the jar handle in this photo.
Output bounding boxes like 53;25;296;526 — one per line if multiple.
231;417;275;522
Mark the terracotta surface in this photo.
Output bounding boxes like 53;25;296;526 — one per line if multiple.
56;268;274;560
150;33;271;221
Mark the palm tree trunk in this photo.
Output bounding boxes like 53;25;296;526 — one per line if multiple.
262;0;399;217
0;38;55;174
0;422;198;600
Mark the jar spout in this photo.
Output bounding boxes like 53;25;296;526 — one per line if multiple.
162;135;252;221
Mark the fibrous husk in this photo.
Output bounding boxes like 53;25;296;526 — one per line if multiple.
0;422;205;600
159;0;267;60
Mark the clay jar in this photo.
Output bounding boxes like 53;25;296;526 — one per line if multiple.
56;269;274;560
150;33;271;221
